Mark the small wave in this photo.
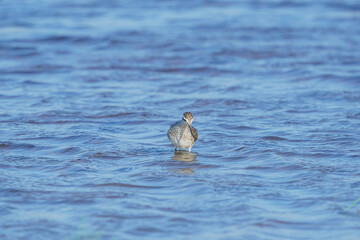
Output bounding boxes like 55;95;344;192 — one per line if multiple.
86;183;167;189
38;35;93;43
155;66;211;73
261;136;288;141
0;141;36;150
85;112;132;119
4;64;72;75
22;80;46;85
55;147;83;155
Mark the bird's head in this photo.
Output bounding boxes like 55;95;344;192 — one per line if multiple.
182;112;194;125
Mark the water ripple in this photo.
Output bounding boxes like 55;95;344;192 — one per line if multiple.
1;0;360;239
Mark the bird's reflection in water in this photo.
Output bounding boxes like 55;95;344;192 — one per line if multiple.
172;150;197;162
171;150;197;174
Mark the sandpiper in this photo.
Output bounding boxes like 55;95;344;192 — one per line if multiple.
167;112;198;152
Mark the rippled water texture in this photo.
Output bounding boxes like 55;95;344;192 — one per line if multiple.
1;0;360;239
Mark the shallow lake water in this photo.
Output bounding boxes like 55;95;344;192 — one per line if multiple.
1;0;360;239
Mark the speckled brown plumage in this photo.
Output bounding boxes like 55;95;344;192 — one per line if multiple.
190;126;198;142
167;112;198;152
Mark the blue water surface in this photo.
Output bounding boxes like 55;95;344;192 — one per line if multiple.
1;0;360;239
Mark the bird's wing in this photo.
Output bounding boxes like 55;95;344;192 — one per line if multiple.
191;126;198;142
